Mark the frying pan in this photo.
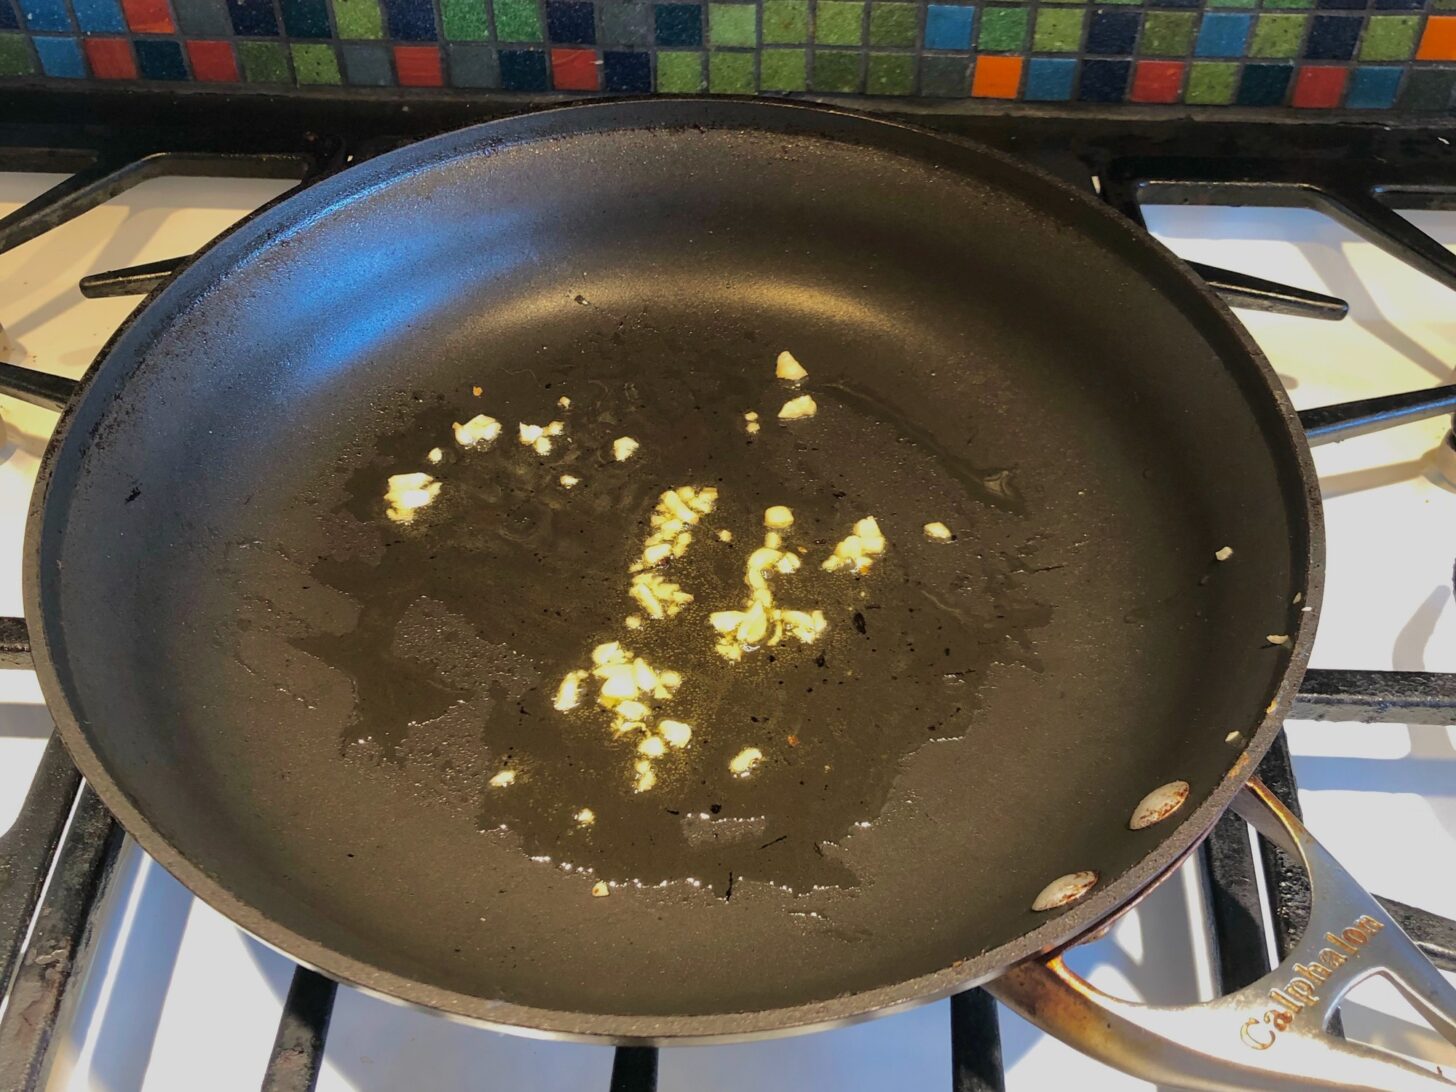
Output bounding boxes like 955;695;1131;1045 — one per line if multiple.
10;100;1456;1085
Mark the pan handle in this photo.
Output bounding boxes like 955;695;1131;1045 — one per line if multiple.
987;778;1456;1092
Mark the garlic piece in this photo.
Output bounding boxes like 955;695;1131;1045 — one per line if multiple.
778;394;818;420
1267;634;1290;646
633;758;657;793
613;436;639;462
744;410;760;435
591;880;609;897
488;770;516;788
384;472;441;524
554;670;587;712
1215;546;1234;561
729;747;763;777
822;516;887;574
575;808;595;826
454;414;502;448
427;447;443;464
559;474;580;489
775;350;808;383
764;505;794;529
637;736;667;758
718;529;733;542
557;395;571;409
923;521;953;541
658;720;692;748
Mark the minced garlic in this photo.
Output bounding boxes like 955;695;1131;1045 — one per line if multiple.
384;472;441;523
822;516;887;574
729;747;763;777
453;414;501;448
923;521;952;541
613;436;639;462
775;351;808;383
778;394;817;420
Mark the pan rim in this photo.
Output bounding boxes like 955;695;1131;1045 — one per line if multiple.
22;96;1324;1044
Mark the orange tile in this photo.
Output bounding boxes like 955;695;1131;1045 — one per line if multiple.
972;54;1023;99
1417;15;1456;61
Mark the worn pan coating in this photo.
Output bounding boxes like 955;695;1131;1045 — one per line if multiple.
24;100;1320;1041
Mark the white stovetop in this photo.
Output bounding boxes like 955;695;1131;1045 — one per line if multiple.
0;172;1452;1092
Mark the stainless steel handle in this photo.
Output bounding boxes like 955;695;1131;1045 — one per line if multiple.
987;778;1456;1091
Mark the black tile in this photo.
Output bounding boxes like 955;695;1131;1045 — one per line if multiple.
653;2;701;45
0;0;18;29
1079;57;1129;100
1087;10;1138;54
135;39;187;79
499;47;548;89
1371;0;1421;9
382;0;437;40
602;49;650;90
1304;13;1360;58
1147;0;1200;10
1237;61;1292;105
1401;68;1456;111
547;0;595;43
1314;0;1364;10
226;0;278;35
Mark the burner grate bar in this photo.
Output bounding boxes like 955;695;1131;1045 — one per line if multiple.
951;988;1006;1092
609;1046;658;1092
0;786;121;1092
1185;261;1348;321
1294;669;1456;726
259;967;338;1092
79;256;185;300
0;362;78;412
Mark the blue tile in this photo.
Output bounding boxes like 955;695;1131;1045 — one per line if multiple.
135;38;187;78
924;4;973;50
1237;61;1291;105
382;0;436;38
280;0;331;36
227;0;278;34
546;0;594;42
603;48;650;89
33;34;83;74
1345;65;1400;107
1194;12;1250;57
1024;56;1076;99
71;0;125;32
19;0;70;32
1079;56;1128;100
340;40;391;83
653;3;699;45
1086;10;1137;55
1304;14;1359;58
498;45;547;87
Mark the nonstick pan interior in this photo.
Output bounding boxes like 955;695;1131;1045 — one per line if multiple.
28;102;1317;1039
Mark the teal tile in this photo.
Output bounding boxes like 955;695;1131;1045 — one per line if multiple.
601;2;650;43
920;53;969;95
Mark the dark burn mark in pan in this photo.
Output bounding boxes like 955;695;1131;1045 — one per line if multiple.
293;324;1051;893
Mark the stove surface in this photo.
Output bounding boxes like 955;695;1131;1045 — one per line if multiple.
0;168;1451;1091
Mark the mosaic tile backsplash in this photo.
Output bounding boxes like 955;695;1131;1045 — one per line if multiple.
2;0;1454;110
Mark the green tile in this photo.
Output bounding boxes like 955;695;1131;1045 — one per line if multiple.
920;53;968;95
1249;13;1305;57
1360;14;1418;61
760;46;806;89
978;5;1027;51
240;41;290;82
1140;11;1194;53
1032;7;1083;51
762;0;809;42
656;49;705;90
442;0;490;39
1186;61;1237;104
292;43;341;83
1040;0;1086;7
1093;0;1140;6
868;2;916;45
709;3;756;46
0;33;33;75
866;50;914;92
493;0;543;41
815;0;865;44
812;48;861;91
1208;0;1256;8
333;0;383;38
1436;0;1456;11
708;49;755;91
1261;0;1311;10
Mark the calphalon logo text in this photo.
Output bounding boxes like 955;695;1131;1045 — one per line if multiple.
1239;914;1385;1050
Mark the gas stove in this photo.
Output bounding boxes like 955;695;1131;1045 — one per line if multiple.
0;95;1452;1091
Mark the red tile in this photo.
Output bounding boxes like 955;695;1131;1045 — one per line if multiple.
1417;15;1456;61
1292;65;1348;108
971;55;1022;99
550;47;599;91
186;40;238;82
394;44;442;86
120;0;175;33
84;38;136;79
1130;60;1184;104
